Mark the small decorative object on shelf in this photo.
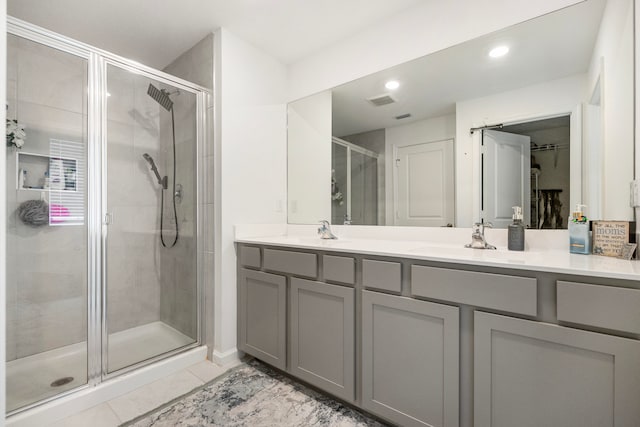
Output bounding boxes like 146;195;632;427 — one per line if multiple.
592;220;636;259
6;118;26;149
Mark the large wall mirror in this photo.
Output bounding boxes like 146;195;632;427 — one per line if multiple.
287;0;634;229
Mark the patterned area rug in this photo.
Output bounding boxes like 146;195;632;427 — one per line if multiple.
124;359;389;427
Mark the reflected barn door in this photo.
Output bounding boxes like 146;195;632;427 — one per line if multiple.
394;139;454;227
482;130;531;228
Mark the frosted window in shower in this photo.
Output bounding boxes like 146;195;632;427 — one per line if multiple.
48;138;84;225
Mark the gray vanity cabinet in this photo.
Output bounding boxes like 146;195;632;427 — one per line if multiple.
238;269;287;370
362;290;460;427
474;311;640;427
289;278;355;402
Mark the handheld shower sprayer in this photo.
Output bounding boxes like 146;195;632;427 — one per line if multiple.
142;153;168;189
145;83;179;248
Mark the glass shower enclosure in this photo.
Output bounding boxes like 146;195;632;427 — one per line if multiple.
331;137;379;225
5;19;208;414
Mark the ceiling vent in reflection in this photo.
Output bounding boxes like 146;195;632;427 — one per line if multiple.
395;113;412;120
367;93;397;106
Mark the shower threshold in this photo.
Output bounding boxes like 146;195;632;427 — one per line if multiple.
6;321;194;412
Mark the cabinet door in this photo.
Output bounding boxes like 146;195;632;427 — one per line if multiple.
475;311;640;427
362;291;459;427
238;269;287;370
290;278;355;402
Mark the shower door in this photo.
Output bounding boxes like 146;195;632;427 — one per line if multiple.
5;33;90;412
331;137;379;225
350;151;378;225
103;63;199;374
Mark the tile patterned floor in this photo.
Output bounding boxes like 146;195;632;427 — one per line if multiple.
49;358;389;427
125;360;389;427
49;360;238;427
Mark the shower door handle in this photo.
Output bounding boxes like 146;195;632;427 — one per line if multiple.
104;212;113;225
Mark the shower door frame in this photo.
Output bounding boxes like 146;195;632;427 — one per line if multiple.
99;56;206;381
7;17;210;414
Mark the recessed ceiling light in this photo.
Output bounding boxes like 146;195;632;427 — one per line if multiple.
489;46;509;58
385;80;400;90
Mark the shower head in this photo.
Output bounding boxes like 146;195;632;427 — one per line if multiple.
142;153;167;189
147;83;173;111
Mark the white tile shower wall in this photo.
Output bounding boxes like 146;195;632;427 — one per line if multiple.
164;34;213;91
158;34;214;341
6;35;88;360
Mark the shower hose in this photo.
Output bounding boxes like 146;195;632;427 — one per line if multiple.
160;108;179;248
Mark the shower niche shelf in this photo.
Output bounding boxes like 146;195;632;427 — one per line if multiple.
16;151;78;192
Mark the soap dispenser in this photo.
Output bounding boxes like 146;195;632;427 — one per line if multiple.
508;206;525;251
568;204;591;254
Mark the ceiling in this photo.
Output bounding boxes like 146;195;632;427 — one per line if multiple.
7;0;423;69
331;0;605;137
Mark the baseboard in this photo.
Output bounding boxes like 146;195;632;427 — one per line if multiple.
211;348;239;366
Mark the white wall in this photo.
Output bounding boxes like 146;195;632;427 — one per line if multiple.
1;0;7;421
288;0;582;101
587;0;634;220
636;0;640;234
214;28;287;362
384;114;456;224
455;74;587;226
287;91;332;223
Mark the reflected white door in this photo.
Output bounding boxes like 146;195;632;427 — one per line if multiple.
394;139;454;227
483;130;531;228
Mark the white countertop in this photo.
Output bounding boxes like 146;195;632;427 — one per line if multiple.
235;224;640;281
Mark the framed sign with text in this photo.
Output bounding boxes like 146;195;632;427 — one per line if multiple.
592;221;636;258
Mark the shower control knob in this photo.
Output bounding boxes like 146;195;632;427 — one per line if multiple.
175;183;183;203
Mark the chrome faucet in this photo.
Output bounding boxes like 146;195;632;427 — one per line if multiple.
465;222;496;250
318;220;338;239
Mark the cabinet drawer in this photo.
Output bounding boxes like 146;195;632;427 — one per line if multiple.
239;245;261;268
263;249;317;278
363;259;401;293
557;281;640;334
411;265;537;316
323;255;355;285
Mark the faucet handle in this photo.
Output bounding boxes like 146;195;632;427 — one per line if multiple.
318;220;329;234
473;221;492;234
